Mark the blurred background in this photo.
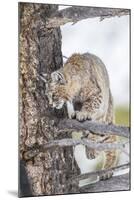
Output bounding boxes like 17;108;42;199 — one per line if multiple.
59;5;130;126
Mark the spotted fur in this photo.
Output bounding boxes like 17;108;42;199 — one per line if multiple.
45;53;119;183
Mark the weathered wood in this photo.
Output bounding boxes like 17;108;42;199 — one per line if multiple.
80;173;130;193
23;138;128;160
42;138;128;151
68;163;129;184
19;2;78;196
46;6;130;27
58;119;129;138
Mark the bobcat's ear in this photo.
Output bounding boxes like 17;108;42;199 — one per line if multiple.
51;71;66;84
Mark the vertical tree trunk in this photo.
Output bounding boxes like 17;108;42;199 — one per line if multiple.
19;3;79;197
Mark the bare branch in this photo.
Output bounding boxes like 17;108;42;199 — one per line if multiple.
67;163;129;186
44;138;128;151
80;173;130;192
57;119;129;138
24;138;128;160
46;6;130;27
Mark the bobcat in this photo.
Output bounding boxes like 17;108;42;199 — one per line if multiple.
45;53;119;186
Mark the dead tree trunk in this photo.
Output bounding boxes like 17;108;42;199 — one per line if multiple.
19;3;78;196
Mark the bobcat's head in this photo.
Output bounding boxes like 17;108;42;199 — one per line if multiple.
45;71;69;109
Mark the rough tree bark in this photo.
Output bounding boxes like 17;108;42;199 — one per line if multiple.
19;3;78;197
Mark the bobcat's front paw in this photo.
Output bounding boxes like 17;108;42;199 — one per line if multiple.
76;111;91;121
